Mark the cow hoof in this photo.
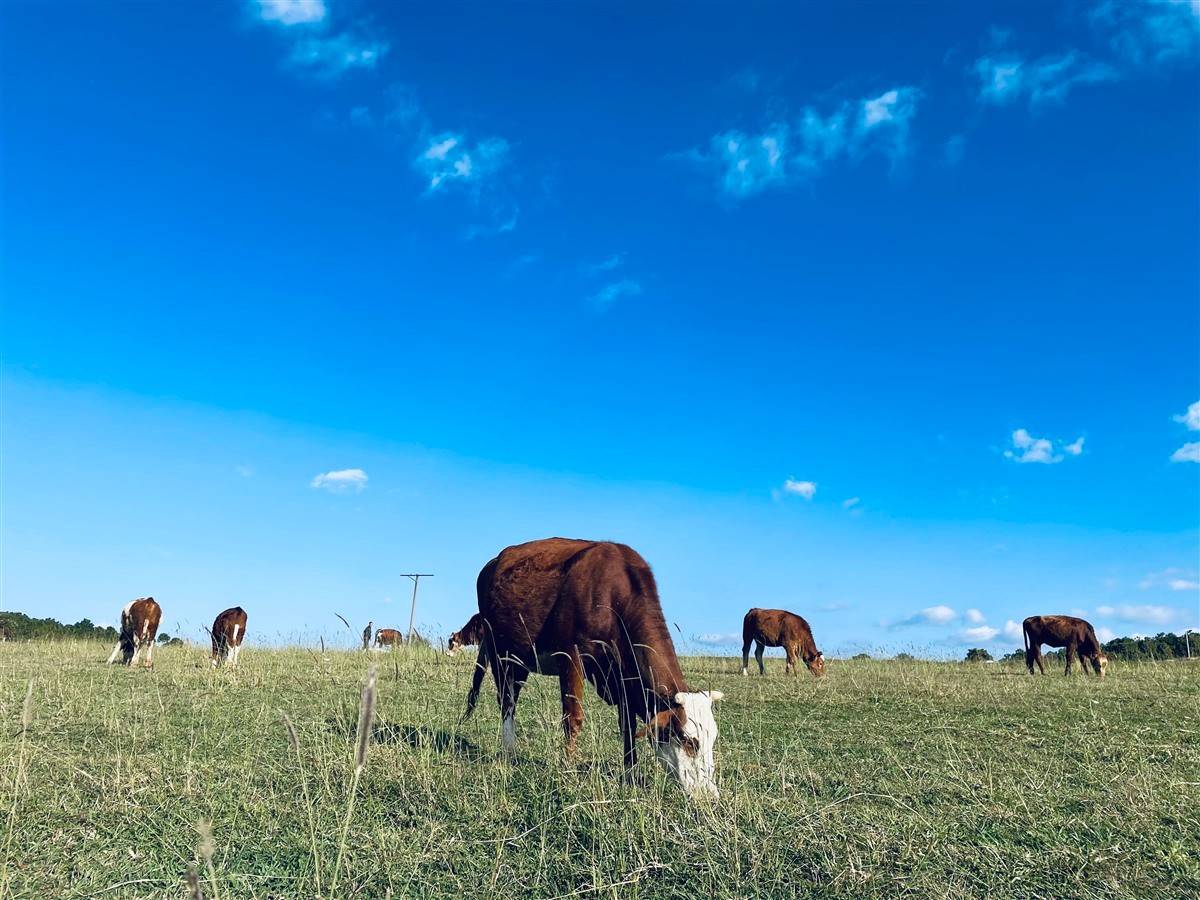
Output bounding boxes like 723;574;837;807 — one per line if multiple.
622;770;649;789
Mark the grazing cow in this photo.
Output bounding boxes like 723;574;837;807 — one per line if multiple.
210;607;248;668
1024;615;1109;677
446;613;485;656
374;628;402;649
467;538;723;799
106;597;162;668
741;608;825;677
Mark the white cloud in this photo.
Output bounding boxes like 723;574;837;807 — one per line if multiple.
1095;604;1177;625
1096;625;1117;643
974;51;1117;107
695;632;742;647
892;605;957;628
1004;428;1084;464
582;254;626;276
590;279;642;310
1171;442;1200;463
414;133;510;194
311;468;368;493
842;497;861;509
688;85;921;200
1169;578;1200;591
1090;0;1200;69
255;0;326;26
782;479;817;500
1003;619;1023;640
960;625;1000;642
1174;401;1200;431
965;608;986;624
235;465;255;478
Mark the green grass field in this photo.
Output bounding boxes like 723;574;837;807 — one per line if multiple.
2;641;1197;899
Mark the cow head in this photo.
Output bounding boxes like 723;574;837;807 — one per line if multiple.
445;631;465;656
1092;653;1109;677
638;690;723;800
806;652;826;678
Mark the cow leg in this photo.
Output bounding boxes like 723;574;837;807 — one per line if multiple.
755;641;766;676
1064;642;1077;676
559;651;586;756
741;638;752;676
617;697;638;776
463;645;488;720
1025;645;1037;675
107;641;123;665
785;645;799;676
495;661;526;751
143;640;154;669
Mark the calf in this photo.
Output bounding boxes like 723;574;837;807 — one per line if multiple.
446;612;485;656
106;597;162;668
468;538;723;799
741;607;825;677
1024;615;1108;677
374;628;402;649
211;606;248;668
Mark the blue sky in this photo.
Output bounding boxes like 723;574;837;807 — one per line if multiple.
2;0;1198;656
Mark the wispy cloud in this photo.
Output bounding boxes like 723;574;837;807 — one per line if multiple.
590;279;642;310
235;465;255;478
974;51;1117;107
686;85;921;201
1095;604;1178;625
582;254;626;276
1140;568;1200;592
1003;619;1023;641
694;632;742;647
311;468;368;493
255;0;326;26
1003;428;1084;464
842;496;861;510
782;479;817;500
1171;400;1200;462
891;605;957;628
249;1;387;80
965;608;986;624
415;134;511;193
1090;0;1200;69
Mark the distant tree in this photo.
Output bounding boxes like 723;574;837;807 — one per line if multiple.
965;647;993;662
894;652;915;662
1000;649;1024;663
157;632;171;644
852;652;871;660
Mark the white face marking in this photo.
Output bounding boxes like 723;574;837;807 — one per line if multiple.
652;691;721;801
502;716;516;750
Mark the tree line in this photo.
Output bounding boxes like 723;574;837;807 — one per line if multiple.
0;611;182;646
966;631;1196;663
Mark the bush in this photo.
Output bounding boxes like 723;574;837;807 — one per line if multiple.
965;647;993;663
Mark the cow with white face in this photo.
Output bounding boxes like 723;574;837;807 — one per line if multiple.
641;690;724;799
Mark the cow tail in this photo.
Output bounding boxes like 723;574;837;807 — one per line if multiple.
1022;620;1030;655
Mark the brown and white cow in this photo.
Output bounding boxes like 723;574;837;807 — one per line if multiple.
1024;615;1109;677
446;612;485;656
465;538;723;799
741;607;825;677
211;606;248;668
106;597;162;668
373;628;402;649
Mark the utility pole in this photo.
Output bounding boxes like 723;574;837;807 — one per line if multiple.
402;574;434;643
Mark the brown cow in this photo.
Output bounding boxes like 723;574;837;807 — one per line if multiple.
467;538;723;799
1024;615;1109;677
741;608;825;677
211;607;248;668
374;628;402;649
106;597;162;668
446;612;484;656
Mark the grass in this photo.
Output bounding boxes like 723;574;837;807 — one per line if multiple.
1;640;1197;899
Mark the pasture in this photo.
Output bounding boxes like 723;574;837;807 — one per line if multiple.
2;641;1197;899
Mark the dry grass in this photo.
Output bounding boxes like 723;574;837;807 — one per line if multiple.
1;641;1197;898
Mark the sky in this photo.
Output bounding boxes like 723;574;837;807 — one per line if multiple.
2;0;1198;657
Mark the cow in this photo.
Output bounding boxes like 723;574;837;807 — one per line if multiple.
741;607;825;677
106;597;162;668
210;607;248;668
374;628;402;649
362;620;373;650
1023;615;1109;677
446;613;485;656
465;538;723;799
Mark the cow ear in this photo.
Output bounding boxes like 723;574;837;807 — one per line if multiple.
673;692;686;705
707;690;724;702
634;709;674;741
